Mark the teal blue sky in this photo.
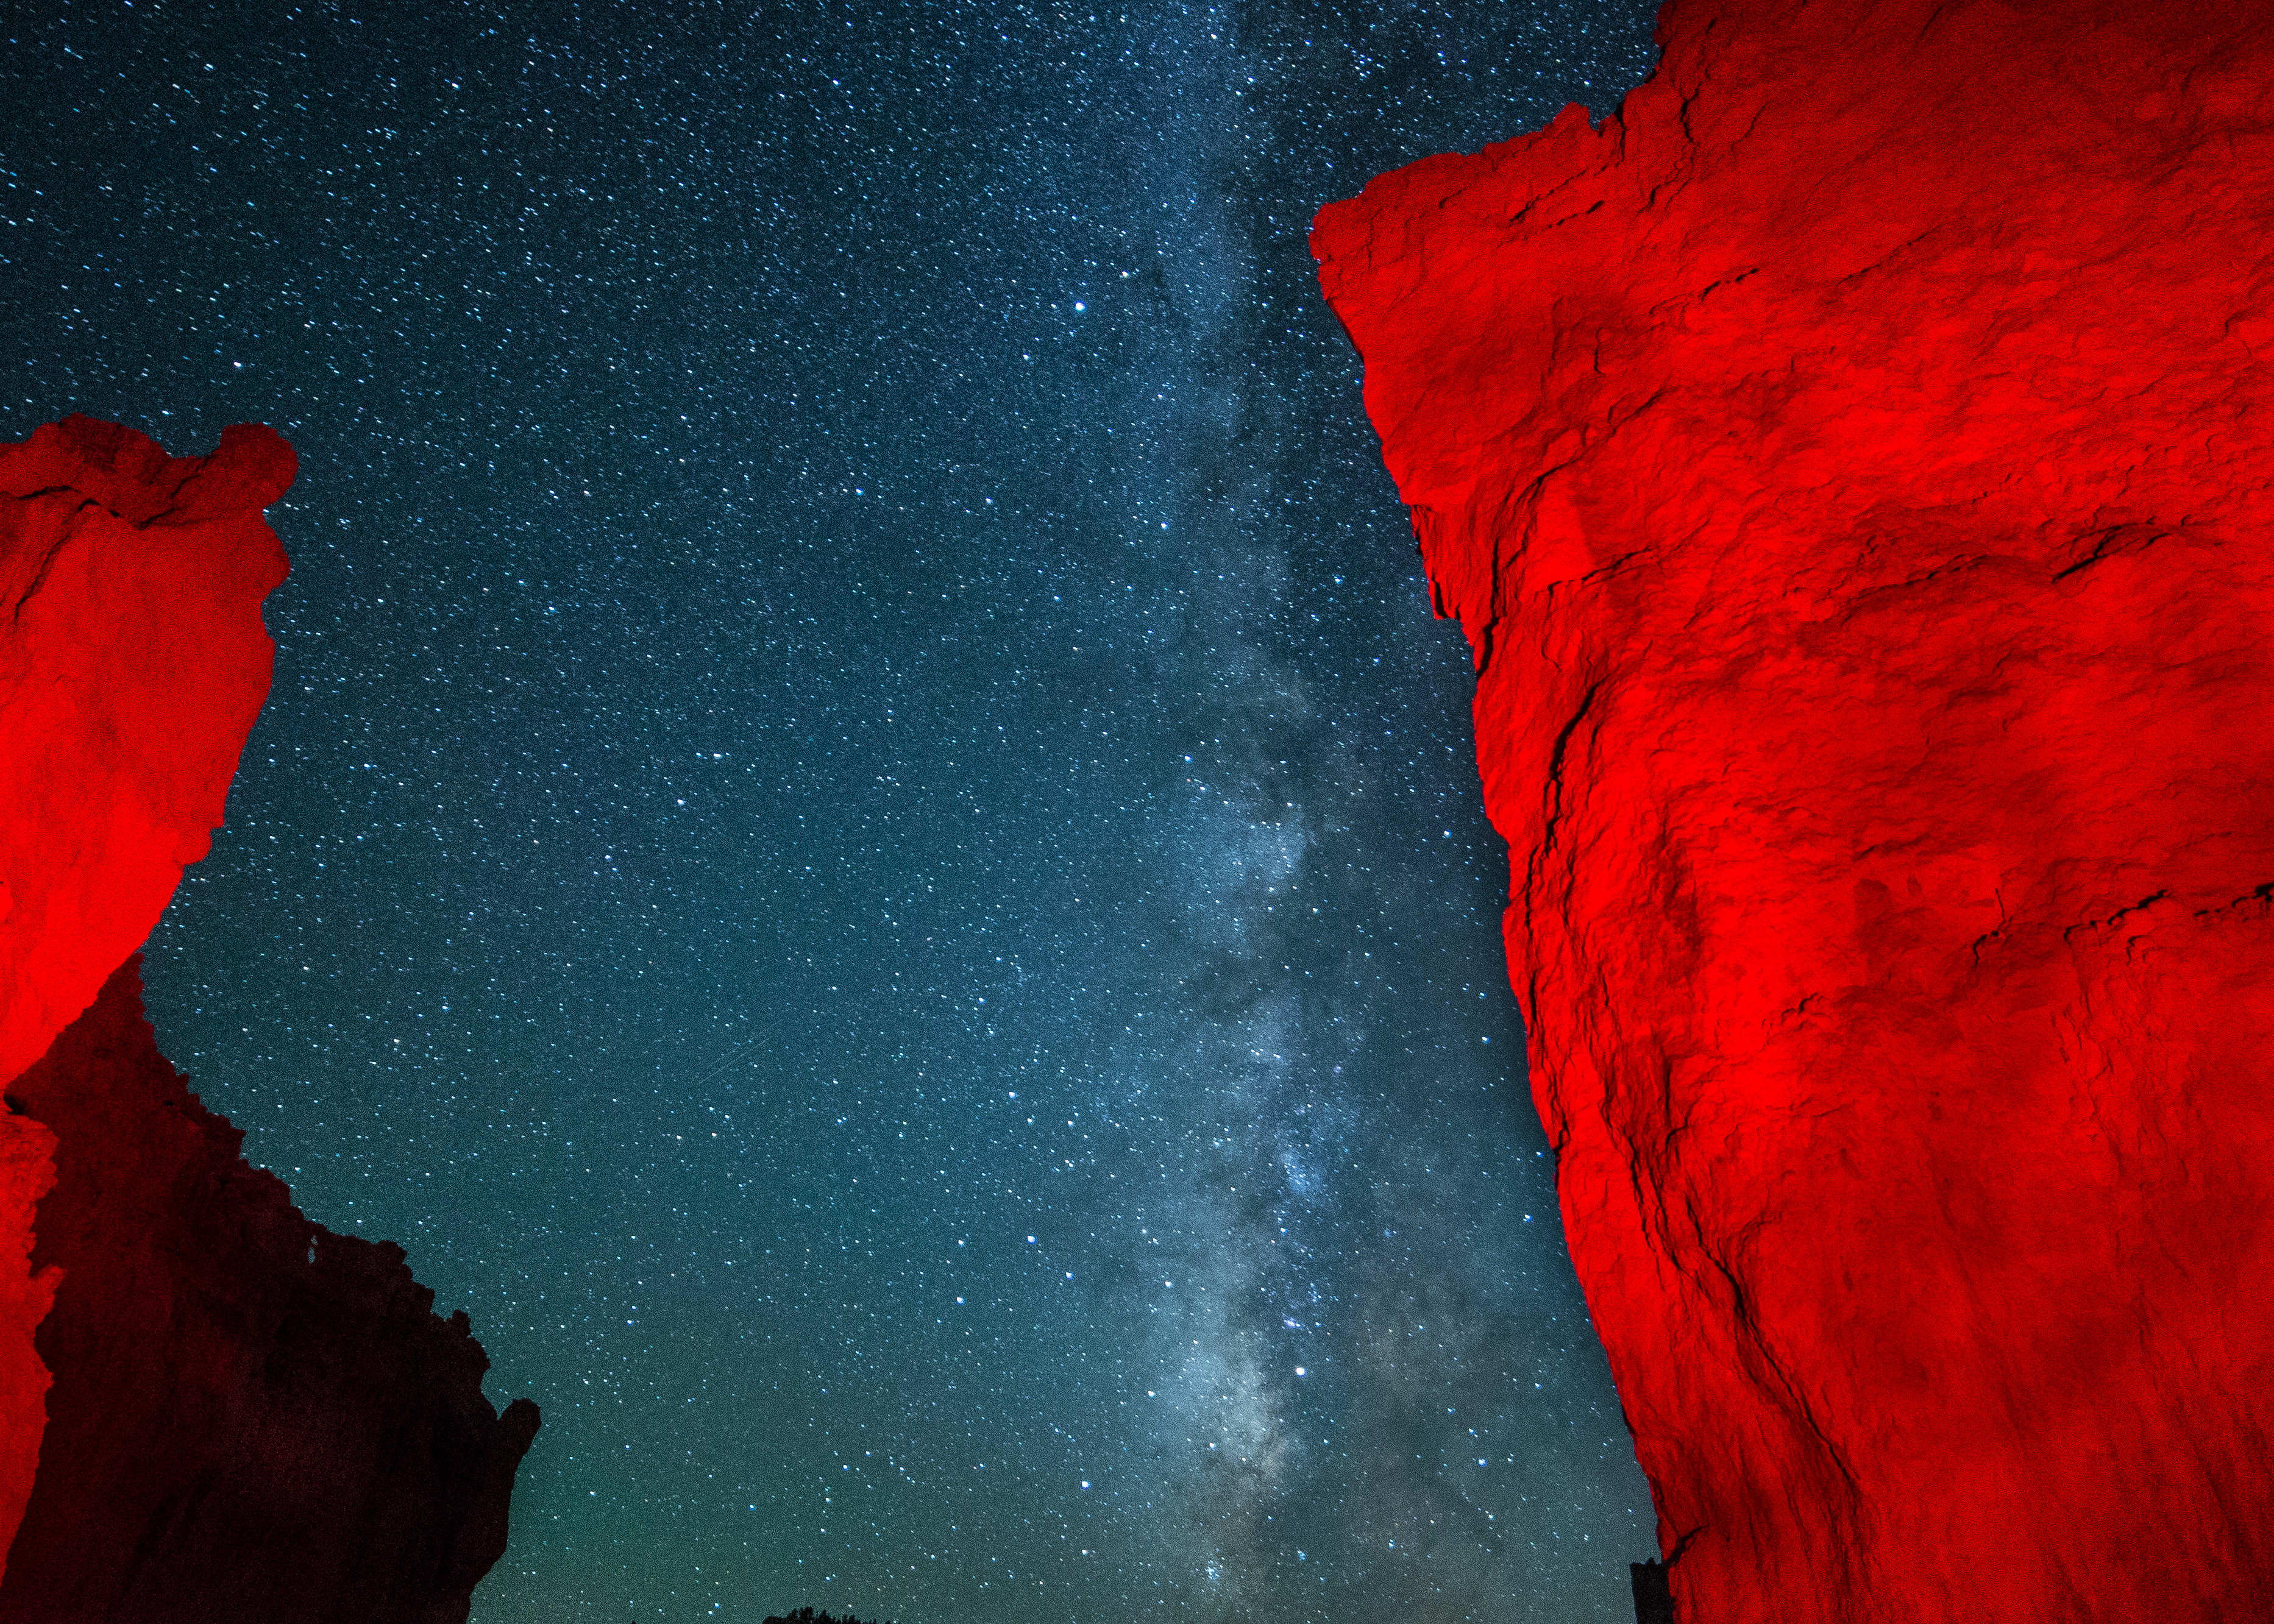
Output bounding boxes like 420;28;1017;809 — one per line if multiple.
4;2;1660;1618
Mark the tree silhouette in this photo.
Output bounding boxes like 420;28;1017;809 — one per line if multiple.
761;1609;894;1624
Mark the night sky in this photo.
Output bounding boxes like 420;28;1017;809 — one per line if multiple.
3;2;1661;1619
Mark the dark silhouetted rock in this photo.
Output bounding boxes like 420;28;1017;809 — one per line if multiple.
1;959;539;1623
1631;1559;1674;1624
0;414;290;1545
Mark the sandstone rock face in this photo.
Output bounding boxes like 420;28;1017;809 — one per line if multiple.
0;414;291;1567
1312;3;2274;1619
0;417;536;1614
0;414;291;1088
1;960;539;1623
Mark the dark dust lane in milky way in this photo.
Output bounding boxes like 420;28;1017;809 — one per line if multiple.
0;2;1658;1619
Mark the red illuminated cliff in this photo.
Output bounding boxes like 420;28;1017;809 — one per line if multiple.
1313;2;2274;1620
0;416;536;1616
0;415;290;1087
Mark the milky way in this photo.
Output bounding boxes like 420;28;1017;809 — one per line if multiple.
3;2;1660;1618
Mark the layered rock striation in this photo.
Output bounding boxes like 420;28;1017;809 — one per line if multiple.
0;416;535;1617
1313;2;2274;1619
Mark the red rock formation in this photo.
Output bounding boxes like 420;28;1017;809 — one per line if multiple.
0;415;291;1087
1313;2;2274;1619
1;960;539;1623
0;413;291;1568
0;417;536;1615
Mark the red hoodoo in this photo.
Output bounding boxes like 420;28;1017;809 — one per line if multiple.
0;413;291;1569
1;960;538;1622
1313;2;2274;1619
0;417;535;1616
0;414;291;1088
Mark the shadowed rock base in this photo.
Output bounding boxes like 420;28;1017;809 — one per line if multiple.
0;960;538;1624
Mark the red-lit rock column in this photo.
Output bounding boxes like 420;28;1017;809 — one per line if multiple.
0;415;291;1570
1314;2;2274;1617
0;419;535;1615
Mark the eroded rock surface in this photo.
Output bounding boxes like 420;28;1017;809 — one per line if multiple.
1313;2;2274;1618
0;417;535;1614
0;413;291;1565
1;960;538;1623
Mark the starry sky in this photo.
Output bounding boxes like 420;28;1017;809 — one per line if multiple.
3;2;1663;1619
